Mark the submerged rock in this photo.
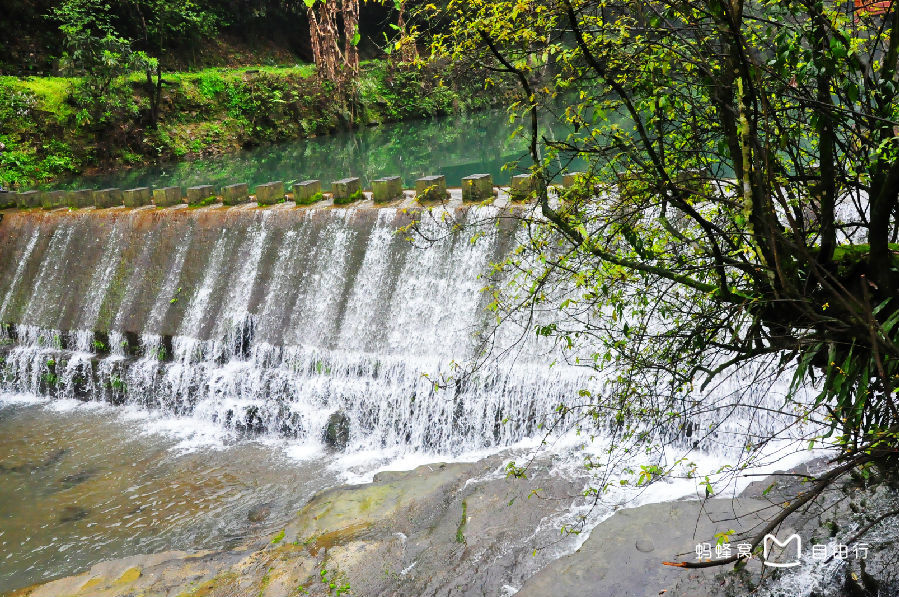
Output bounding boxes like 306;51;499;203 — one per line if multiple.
58;469;95;489
246;502;273;523
57;506;89;524
323;411;350;450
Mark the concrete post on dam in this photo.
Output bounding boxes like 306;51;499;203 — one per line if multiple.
294;180;322;205
222;183;250;206
67;189;93;208
16;190;41;209
372;176;403;203
332;177;362;205
94;188;124;208
461;174;493;202
41;190;67;209
415;175;448;202
187;185;217;206
509;174;537;202
255;181;285;206
123;188;152;208
153;186;183;208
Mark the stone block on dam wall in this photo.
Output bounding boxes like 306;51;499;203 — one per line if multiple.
123;188;152;208
461;174;493;202
221;183;250;206
331;177;362;204
254;181;285;206
94;188;124;208
16;190;41;209
153;186;183;207
41;190;67;209
372;176;403;203
187;185;217;206
415;175;448;202
67;189;93;208
294;180;322;205
509;174;537;202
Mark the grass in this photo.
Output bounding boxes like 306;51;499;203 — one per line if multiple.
0;65;318;120
0;76;74;120
143;64;318;86
455;500;467;544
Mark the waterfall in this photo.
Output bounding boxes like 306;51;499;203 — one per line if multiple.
0;206;804;461
0;207;592;455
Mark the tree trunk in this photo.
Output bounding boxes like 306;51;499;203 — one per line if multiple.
342;0;359;75
307;0;341;82
144;63;162;130
397;1;418;63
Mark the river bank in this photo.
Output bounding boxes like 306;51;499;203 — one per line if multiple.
0;60;513;189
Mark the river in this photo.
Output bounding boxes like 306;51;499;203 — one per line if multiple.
41;109;586;192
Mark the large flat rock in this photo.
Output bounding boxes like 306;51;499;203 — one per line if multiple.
517;498;771;597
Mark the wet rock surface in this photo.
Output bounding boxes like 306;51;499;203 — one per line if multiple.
247;502;274;523
5;456;897;597
521;460;899;597
3;454;585;597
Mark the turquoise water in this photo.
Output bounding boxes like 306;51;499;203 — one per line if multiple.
46;109;583;192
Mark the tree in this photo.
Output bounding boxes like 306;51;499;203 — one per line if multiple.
429;0;899;570
387;0;420;64
53;0;219;129
126;0;219;128
54;0;146;133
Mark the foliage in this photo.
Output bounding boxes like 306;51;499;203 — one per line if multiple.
0;81;79;186
53;0;220;130
430;0;899;557
319;568;351;596
359;61;458;121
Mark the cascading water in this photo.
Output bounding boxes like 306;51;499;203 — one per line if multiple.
0;206;601;456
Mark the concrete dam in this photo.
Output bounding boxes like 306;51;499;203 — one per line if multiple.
0;192;589;455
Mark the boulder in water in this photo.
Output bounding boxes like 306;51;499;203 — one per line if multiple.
324;411;350;450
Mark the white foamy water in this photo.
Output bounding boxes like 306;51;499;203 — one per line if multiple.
0;205;818;502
